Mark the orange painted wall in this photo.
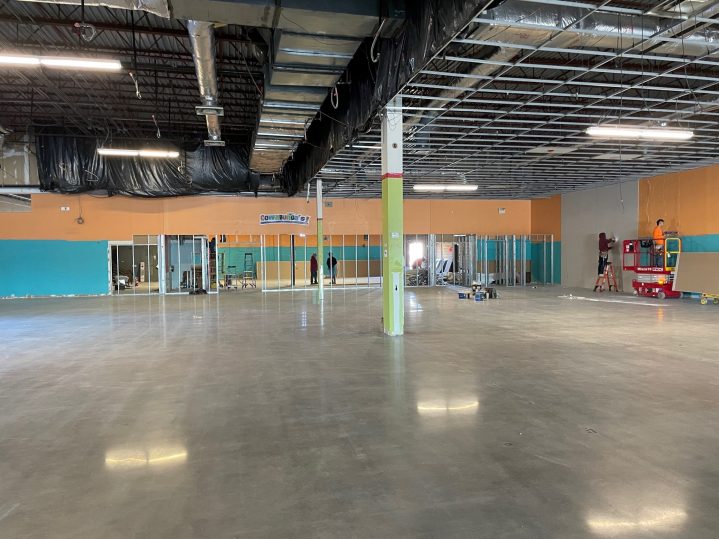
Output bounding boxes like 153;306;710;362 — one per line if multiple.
404;199;530;235
530;195;561;240
0;194;533;240
638;164;719;236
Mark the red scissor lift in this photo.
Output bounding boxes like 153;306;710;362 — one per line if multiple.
622;236;682;299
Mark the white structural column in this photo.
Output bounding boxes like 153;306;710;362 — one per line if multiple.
316;178;324;300
381;96;404;336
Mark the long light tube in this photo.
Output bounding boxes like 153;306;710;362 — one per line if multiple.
98;148;180;159
0;55;40;66
0;54;121;71
413;184;478;192
138;150;180;158
586;125;694;141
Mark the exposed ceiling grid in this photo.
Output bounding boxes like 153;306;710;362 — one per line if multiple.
0;2;265;152
318;0;719;198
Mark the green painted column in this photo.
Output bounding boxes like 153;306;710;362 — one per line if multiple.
381;97;403;336
316;178;324;300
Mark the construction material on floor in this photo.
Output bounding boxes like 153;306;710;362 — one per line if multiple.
406;269;428;286
456;282;497;301
673;252;719;298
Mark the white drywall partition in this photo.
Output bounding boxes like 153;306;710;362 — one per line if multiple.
562;183;638;290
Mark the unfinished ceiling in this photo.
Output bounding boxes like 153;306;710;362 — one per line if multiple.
0;0;387;191
0;2;266;151
317;0;719;198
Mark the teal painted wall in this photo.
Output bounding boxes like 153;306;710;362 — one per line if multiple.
0;240;108;297
476;239;531;262
218;246;382;274
475;239;560;284
681;234;719;253
530;242;561;284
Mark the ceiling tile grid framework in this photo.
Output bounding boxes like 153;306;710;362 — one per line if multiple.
317;0;719;199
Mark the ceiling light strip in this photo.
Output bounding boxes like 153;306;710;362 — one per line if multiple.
0;54;121;71
413;184;478;192
586;125;694;141
97;148;180;158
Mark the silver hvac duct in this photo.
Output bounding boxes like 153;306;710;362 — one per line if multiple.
17;0;169;18
481;0;719;56
187;20;223;146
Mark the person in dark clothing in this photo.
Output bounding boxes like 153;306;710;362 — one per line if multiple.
597;232;616;275
310;253;318;285
327;253;338;284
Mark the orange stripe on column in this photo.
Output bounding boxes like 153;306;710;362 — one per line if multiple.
381;172;403;180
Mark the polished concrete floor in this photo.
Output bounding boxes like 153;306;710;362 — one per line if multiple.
1;287;719;538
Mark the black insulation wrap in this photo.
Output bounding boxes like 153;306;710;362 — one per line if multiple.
36;136;260;197
279;0;498;195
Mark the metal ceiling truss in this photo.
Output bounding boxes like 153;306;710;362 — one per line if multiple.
318;0;719;198
0;2;265;147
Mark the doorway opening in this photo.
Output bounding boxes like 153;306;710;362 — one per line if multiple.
109;236;161;295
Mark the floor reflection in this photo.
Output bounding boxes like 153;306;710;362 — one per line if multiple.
105;444;187;471
586;508;687;536
416;397;479;417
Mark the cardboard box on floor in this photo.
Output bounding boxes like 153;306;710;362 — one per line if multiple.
673;253;719;295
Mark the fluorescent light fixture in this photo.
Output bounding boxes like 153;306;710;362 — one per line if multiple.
97;148;139;157
592;153;643;161
413;184;478;192
139;150;180;158
0;54;121;70
526;146;577;155
98;148;179;158
586;125;694;141
0;55;40;66
40;57;121;70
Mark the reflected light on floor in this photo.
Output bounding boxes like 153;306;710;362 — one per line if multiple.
416;400;479;416
408;294;423;312
586;509;687;536
105;445;188;470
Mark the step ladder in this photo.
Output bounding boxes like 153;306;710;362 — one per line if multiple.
593;262;618;292
242;252;256;289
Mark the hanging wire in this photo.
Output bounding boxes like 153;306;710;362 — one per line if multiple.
75;196;85;225
370;19;386;63
680;11;701;124
152;114;161;138
129;72;142;100
129;11;141;98
617;11;625;213
74;0;97;45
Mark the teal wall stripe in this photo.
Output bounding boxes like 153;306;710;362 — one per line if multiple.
681;234;719;253
529;242;561;284
475;239;560;284
217;246;383;273
0;240;108;297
